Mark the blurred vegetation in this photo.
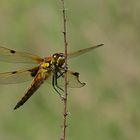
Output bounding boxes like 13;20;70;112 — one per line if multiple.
0;0;140;140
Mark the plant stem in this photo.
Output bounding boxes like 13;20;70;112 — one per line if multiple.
60;0;68;140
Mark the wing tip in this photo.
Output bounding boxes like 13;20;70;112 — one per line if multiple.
99;43;104;46
96;43;104;47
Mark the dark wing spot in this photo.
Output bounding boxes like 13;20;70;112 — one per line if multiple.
12;71;17;74
10;50;16;54
72;72;79;76
28;67;39;77
30;71;37;77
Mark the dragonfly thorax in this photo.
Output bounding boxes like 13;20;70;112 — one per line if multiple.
51;53;65;66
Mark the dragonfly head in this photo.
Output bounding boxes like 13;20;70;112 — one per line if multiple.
52;53;65;66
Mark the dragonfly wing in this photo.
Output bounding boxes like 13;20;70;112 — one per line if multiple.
0;46;43;63
0;66;39;84
46;70;85;88
67;44;104;59
57;70;86;88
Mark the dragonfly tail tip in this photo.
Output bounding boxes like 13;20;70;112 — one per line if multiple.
14;104;20;110
14;106;17;110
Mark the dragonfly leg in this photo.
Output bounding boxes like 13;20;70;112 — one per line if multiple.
57;70;66;79
54;71;64;92
52;74;64;99
55;80;64;92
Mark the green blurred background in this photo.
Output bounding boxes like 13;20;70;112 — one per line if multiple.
0;0;140;140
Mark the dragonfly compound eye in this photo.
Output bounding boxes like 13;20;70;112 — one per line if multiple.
52;53;65;65
57;56;65;66
52;53;65;58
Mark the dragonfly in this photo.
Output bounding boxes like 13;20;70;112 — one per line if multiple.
0;43;103;110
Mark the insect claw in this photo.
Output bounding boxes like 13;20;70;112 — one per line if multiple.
60;95;65;101
61;96;66;101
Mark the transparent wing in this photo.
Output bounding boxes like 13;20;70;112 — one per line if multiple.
0;66;39;84
46;70;85;88
67;44;104;59
0;46;43;63
57;70;85;88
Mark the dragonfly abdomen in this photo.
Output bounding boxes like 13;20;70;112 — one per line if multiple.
14;70;49;110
